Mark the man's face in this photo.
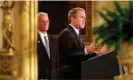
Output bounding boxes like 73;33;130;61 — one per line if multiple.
38;14;49;32
72;10;86;29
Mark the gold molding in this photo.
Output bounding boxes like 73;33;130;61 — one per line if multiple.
18;1;38;80
84;1;92;43
10;1;37;80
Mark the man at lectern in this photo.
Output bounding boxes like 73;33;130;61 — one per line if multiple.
58;7;107;80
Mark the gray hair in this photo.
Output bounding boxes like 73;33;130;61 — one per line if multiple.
68;7;85;23
38;12;48;18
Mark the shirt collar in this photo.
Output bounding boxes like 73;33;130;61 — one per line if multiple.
38;30;48;38
69;24;79;35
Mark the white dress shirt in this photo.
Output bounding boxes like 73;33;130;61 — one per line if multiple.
38;31;50;58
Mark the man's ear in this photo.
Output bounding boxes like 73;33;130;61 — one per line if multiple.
70;16;75;21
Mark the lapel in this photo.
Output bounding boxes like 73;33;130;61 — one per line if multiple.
38;33;44;48
68;25;84;48
48;35;53;60
38;33;50;59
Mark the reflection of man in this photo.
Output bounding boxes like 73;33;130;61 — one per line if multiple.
37;12;59;80
58;7;97;79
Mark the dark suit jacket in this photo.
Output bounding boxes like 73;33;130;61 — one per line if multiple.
58;25;96;79
37;33;59;79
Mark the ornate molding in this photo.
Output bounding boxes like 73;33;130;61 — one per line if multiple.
0;56;13;75
0;1;38;80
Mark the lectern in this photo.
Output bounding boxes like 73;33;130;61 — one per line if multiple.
81;51;121;80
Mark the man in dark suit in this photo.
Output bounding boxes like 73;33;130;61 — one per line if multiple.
58;7;98;79
37;12;59;80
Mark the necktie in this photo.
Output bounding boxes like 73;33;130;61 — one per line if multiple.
44;36;50;58
78;33;83;47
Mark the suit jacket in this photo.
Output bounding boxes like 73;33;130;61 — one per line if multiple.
58;25;96;79
37;33;59;79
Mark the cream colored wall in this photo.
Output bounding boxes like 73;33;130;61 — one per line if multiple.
92;1;129;27
92;1;129;40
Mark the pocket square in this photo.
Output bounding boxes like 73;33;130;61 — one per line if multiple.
38;41;40;43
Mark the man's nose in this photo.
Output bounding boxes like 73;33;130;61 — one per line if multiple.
82;18;86;22
83;19;86;22
44;22;46;25
43;22;47;25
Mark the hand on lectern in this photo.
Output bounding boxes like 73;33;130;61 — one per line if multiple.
99;45;108;54
87;44;108;55
86;41;96;53
97;45;113;55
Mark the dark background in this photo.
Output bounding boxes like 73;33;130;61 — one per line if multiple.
38;1;86;35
